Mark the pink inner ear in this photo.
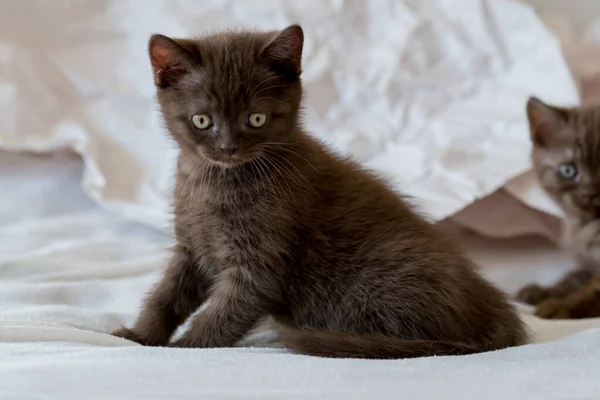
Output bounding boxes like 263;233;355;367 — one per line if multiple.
526;99;569;146
148;35;194;87
150;43;175;72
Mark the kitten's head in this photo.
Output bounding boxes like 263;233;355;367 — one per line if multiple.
527;97;600;221
149;25;304;167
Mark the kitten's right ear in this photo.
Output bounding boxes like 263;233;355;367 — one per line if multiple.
526;97;569;146
148;34;197;88
261;25;304;79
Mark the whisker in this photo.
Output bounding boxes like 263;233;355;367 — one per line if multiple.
252;83;293;98
189;168;198;202
278;148;320;173
259;144;320;173
251;157;275;198
199;163;211;202
261;142;298;146
263;149;316;195
256;156;283;200
261;153;297;204
252;96;287;105
205;166;213;194
265;153;315;198
249;76;280;98
259;154;289;201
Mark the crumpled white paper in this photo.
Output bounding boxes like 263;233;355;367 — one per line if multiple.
0;0;579;231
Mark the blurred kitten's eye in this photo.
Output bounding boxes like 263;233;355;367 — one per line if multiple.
191;114;212;130
246;113;268;128
557;163;578;180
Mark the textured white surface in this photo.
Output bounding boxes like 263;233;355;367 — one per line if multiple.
1;152;600;399
1;332;600;400
0;0;579;231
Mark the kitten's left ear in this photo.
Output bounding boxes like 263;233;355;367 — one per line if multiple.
261;25;304;78
148;34;198;88
526;97;570;147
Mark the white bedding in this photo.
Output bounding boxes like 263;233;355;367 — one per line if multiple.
2;0;600;398
2;151;600;399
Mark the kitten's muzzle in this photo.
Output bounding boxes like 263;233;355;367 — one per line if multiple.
220;146;238;157
577;192;600;214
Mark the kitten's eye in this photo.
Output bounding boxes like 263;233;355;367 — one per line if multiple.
246;113;268;129
558;163;578;180
191;114;212;130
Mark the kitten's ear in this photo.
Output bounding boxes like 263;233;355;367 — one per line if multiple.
261;25;304;78
148;34;197;88
526;97;570;146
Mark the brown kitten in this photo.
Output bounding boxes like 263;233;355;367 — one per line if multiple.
517;98;600;317
113;25;527;358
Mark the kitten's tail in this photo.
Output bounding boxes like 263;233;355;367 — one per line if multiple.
278;328;488;359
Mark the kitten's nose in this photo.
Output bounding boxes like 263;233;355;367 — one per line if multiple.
220;147;238;157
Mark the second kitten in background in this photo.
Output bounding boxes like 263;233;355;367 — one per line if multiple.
517;98;600;318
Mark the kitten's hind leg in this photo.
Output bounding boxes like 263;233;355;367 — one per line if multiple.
112;245;213;346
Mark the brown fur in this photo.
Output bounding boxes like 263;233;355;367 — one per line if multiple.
534;276;600;319
517;97;600;318
113;25;527;358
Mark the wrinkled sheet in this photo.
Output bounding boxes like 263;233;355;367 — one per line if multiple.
1;152;600;400
0;0;579;231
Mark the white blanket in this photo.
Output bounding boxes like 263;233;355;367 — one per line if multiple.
2;0;600;398
2;333;600;400
1;152;600;399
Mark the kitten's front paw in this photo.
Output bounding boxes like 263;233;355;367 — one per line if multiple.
589;278;600;294
516;284;549;305
112;327;146;345
534;298;570;319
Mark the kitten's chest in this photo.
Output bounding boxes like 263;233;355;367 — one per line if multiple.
563;217;600;270
185;195;288;267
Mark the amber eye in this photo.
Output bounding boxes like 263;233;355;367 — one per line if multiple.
557;162;578;180
191;114;212;130
246;113;268;129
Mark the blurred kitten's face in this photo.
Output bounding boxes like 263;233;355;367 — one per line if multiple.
527;98;600;221
149;26;303;167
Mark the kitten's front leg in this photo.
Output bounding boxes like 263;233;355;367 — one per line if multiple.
517;220;600;305
535;277;600;319
517;269;594;305
112;245;213;346
170;267;277;348
573;219;600;270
